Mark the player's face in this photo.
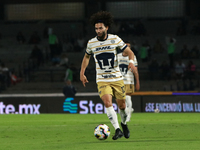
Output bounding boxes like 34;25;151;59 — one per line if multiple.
95;23;108;40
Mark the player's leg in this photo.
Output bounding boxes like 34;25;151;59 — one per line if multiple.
97;82;123;140
125;84;135;122
101;94;124;140
112;80;130;139
101;94;120;130
116;98;130;139
125;95;133;122
116;99;129;123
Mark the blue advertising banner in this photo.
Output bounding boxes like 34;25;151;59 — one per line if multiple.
0;93;199;114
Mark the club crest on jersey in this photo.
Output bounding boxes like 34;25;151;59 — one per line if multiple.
111;40;115;44
96;46;112;51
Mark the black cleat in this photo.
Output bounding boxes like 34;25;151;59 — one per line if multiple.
121;122;130;139
112;128;124;140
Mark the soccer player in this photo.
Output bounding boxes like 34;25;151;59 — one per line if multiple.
118;41;140;122
80;11;136;140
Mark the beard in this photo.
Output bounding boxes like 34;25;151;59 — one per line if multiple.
97;31;106;40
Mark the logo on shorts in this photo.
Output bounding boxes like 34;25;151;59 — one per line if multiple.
99;85;106;89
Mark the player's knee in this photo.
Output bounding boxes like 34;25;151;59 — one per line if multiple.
101;98;112;107
101;94;112;107
118;102;126;110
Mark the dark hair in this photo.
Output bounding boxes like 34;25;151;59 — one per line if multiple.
90;11;113;28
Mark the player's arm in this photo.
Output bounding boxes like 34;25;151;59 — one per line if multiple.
133;66;140;91
123;46;137;72
80;53;91;87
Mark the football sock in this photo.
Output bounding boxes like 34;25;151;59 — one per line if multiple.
126;95;132;122
119;107;129;124
106;106;120;130
125;95;132;110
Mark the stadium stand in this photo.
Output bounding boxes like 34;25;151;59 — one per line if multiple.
0;19;200;94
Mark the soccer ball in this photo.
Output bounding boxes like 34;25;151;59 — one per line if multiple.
154;108;160;113
94;124;110;140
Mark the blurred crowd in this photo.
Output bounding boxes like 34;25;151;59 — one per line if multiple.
0;18;200;92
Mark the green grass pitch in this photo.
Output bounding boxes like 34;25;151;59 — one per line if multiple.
0;113;200;150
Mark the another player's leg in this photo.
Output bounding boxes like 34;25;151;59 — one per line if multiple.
125;95;133;122
117;99;130;139
101;94;123;140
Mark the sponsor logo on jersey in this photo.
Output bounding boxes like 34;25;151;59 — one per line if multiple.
119;60;128;63
102;74;116;78
96;46;112;51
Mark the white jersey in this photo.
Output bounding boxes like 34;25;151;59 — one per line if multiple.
117;53;138;84
86;34;127;83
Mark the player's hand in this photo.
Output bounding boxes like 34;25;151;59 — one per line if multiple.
128;62;136;72
80;74;89;87
135;82;140;91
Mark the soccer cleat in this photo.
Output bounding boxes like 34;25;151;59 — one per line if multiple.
121;122;130;139
112;128;124;140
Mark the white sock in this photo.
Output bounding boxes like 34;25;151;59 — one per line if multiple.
126;95;132;110
106;106;120;130
125;95;132;122
119;107;129;124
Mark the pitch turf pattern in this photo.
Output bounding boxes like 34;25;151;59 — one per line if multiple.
0;113;200;150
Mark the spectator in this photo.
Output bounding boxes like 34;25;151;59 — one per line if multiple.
64;66;73;82
10;70;22;85
51;54;61;66
62;80;77;98
190;45;199;59
166;36;176;68
185;60;196;80
139;43;148;62
62;63;77;97
59;53;69;67
139;40;152;62
70;63;78;82
144;40;152;60
48;29;59;59
139;40;151;62
29;31;41;44
16;31;26;44
180;44;190;59
29;45;44;68
0;62;10;89
76;34;86;52
174;59;185;80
